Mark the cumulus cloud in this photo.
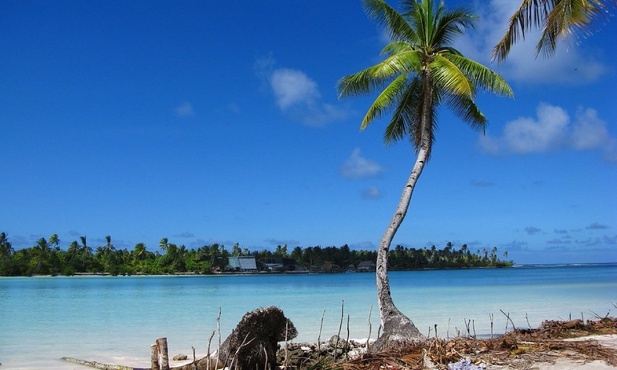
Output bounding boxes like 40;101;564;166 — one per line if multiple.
255;55;350;126
174;102;195;117
453;0;611;85
270;69;320;110
341;148;385;179
479;103;617;161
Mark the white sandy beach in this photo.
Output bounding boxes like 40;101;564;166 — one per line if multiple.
488;334;617;370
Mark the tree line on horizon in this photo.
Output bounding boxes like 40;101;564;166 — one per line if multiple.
0;232;512;276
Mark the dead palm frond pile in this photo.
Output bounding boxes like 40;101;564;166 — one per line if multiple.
309;317;617;370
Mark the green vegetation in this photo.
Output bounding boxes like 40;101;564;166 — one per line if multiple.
0;232;512;276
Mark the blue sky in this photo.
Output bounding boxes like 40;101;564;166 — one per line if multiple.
2;0;616;264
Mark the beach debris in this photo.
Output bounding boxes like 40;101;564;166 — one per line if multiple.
151;337;170;370
447;357;485;370
172;354;188;361
328;316;617;369
217;306;297;370
280;338;370;369
60;357;136;370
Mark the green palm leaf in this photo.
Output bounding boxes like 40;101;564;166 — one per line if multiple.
443;54;514;97
430;54;474;97
493;0;617;62
361;74;409;130
364;0;418;42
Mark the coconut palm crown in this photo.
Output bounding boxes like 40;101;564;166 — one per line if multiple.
338;0;512;347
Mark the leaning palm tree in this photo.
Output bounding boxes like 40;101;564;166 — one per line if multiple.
493;0;617;62
338;0;512;347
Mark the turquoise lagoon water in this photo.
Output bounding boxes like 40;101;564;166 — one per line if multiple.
1;264;616;369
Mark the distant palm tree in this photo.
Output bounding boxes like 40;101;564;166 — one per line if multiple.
0;232;12;258
0;232;13;275
103;235;115;253
79;235;93;271
133;243;147;261
33;237;52;273
493;0;617;62
159;238;169;253
67;241;79;259
338;0;512;347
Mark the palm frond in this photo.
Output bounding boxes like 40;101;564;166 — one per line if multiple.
384;77;421;144
537;0;605;57
492;0;550;62
494;0;617;61
432;8;476;47
380;41;413;57
429;54;474;97
442;54;514;97
443;92;487;131
338;49;423;99
361;74;409;130
363;0;418;42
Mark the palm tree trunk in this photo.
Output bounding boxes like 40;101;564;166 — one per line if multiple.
373;147;427;350
374;69;433;350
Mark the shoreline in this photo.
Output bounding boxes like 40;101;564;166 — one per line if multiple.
2;261;615;278
60;319;617;370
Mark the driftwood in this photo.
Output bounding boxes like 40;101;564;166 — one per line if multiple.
61;357;142;370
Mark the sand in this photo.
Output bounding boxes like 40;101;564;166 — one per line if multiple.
489;334;617;370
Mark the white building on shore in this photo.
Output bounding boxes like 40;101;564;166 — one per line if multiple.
227;256;258;272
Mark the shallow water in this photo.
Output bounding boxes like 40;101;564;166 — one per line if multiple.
0;264;615;369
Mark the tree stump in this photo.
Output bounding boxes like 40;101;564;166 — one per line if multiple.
218;306;297;370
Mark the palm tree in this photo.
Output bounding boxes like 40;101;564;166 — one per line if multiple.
338;0;512;347
0;232;13;275
159;238;169;253
33;237;52;274
103;235;115;253
493;0;617;62
79;235;93;271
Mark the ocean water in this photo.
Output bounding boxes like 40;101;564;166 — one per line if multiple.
0;264;615;369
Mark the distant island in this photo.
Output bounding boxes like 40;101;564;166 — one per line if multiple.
0;232;513;276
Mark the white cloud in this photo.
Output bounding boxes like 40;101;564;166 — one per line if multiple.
453;0;611;85
255;55;350;127
570;108;612;150
341;148;385;179
479;103;617;161
503;104;569;153
270;68;320;110
174;102;195;117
